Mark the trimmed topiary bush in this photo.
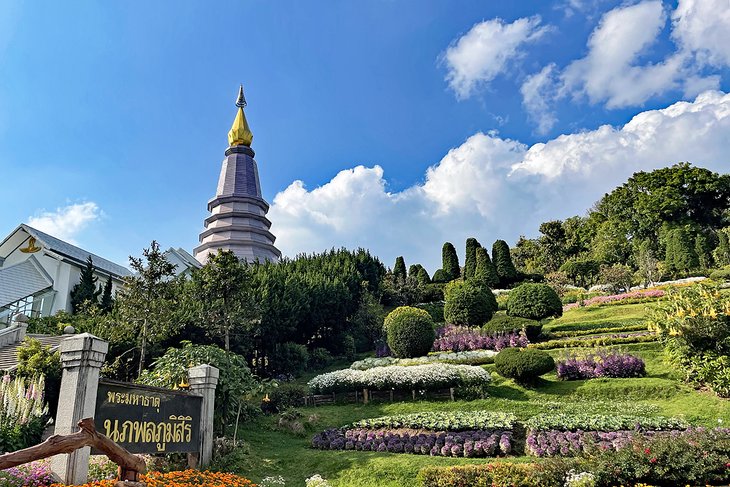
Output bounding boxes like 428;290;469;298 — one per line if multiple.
444;280;495;327
492;240;518;287
384;306;436;358
483;314;542;341
432;269;448;283
507;283;563;321
494;347;555;384
442;242;461;281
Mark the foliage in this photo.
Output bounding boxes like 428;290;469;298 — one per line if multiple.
433;325;528;352
350;350;497;370
418;461;567;487
414;301;445;323
441;242;460;281
556;349;646;380
350;411;516;431
524;413;688;432
560;259;600;289
0;375;48;453
14;338;61;417
305;475;332;487
492;240;518;287
664;226;699;275
384;306;436;358
417;266;431;285
709;267;730;281
309;347;333;370
431;269;448;283
99;277;114;313
50;470;257;487
463;238;480;279
474;246;499;288
507;283;563;321
137;341;257;434
307;363;491;394
393;256;407;283
563;289;664;310
483;314;542;341
598;263;634;293
714;226;730;266
544;271;571;297
0;459;55;487
271;342;310;376
494;347;555;384
530;332;657;350
348;284;385;351
443;280;495;327
267;384;307;412
70;256;101;313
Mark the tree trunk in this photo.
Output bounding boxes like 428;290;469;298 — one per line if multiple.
138;319;148;377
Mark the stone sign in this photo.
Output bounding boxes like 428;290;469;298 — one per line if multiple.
94;379;202;454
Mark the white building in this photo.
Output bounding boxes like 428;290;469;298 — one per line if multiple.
0;224;131;323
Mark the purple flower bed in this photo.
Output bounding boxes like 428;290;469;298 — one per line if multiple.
0;460;55;487
556;349;646;380
312;428;512;457
564;289;665;310
432;325;528;352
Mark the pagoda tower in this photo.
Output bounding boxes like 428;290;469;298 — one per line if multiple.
194;85;281;264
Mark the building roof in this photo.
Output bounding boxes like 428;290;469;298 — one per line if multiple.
0;224;132;278
0;256;53;308
164;247;202;272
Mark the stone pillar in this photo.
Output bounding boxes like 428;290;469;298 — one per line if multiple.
188;364;219;467
12;313;28;342
51;333;108;485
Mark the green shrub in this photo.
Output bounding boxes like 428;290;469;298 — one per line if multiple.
443;280;495;327
507;283;563;321
709;267;730;281
484;314;542;341
267;383;307;412
494;347;555;383
431;269;448;283
272;342;310;376
384;306;436;358
414;301;445;323
308;347;333;370
342;335;357;361
15;337;62;417
442;242;461;281
418;460;570;487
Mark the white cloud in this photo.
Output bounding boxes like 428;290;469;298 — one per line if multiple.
443;16;549;99
27;202;100;244
672;0;730;68
520;64;559;134
270;90;730;271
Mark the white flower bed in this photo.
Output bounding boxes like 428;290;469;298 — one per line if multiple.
350;350;497;370
308;363;491;394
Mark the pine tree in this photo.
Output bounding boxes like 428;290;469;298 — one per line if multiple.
408;264;419;279
393;256;407;283
492;240;518;287
474;247;499;287
70;256;100;313
464;238;480;279
417;266;431;285
442;242;460;281
713;227;730;267
99;276;114;313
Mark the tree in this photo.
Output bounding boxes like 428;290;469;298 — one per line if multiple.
636;241;661;287
474;247;499;288
416;266;431;285
492;240;518;287
115;241;180;376
464;238;480;279
598;263;634;294
70;256;100;313
665;227;699;275
99;277;114;313
393;256;407;283
714;227;730;267
560;258;600;289
443;280;495;326
511;236;544;274
538;221;567;272
408;264;419;280
694;233;713;269
442;242;460;281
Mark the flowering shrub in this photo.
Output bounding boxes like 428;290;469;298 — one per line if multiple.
305;474;331;487
350;411;516;431
524;413;688;432
418;461;566;487
49;470;257;487
312;427;513;457
556;349;646;380
0;374;48;452
432;325;528;352
350;350;497;370
563;470;596;487
307;363;490;394
564;289;664;310
0;459;55;487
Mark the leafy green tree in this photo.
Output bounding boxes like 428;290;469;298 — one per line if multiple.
636;241;662;287
464;238;480;279
99;276;114;313
511;236;544;274
694;233;713;269
714;227;730;267
492;240;518;287
665;227;699;275
70;256;100;313
393;256;407;283
441;242;460;281
560;258;600;289
474;247;499;287
598;263;634;293
538;221;567;272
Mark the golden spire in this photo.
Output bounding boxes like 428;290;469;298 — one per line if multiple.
228;84;253;147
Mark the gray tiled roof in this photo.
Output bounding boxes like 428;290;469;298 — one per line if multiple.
21;224;131;278
0;256;53;308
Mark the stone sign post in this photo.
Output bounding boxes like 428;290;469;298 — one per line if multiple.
188;364;219;467
51;333;108;485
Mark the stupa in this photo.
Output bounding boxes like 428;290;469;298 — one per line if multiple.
194;85;281;264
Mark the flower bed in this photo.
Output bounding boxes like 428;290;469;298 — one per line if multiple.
529;331;657;350
0;459;55;487
563;289;664;310
49;470;257;487
350;411;516;431
432;325;528;352
524;413;688;432
312;428;513;457
350;350;497;370
556;349;646;380
307;363;491;394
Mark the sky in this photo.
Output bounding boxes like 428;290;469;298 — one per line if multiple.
1;0;729;272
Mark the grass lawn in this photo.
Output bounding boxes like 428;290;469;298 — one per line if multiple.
228;301;728;486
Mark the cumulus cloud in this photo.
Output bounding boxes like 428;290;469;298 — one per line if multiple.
672;0;730;68
27;202;100;244
443;16;549;99
270;91;730;271
520;64;559;134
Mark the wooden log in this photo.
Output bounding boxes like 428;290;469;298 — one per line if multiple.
0;418;146;476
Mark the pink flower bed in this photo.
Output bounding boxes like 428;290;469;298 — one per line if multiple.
564;289;664;310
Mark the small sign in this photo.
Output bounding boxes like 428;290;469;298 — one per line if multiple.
94;379;202;454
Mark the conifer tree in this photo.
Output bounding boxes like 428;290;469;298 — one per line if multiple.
492;240;518;287
665;228;699;274
417;266;431;285
713;227;730;267
408;264;419;279
99;276;114;313
442;242;460;281
474;247;499;287
393;256;407;283
432;269;448;283
694;233;713;269
464;238;480;279
70;256;100;313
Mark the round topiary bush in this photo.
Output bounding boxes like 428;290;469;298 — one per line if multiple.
443;280;495;327
506;283;563;321
494;347;555;384
483;314;543;341
384;306;436;358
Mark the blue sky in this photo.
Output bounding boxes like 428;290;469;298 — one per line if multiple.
1;0;729;272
